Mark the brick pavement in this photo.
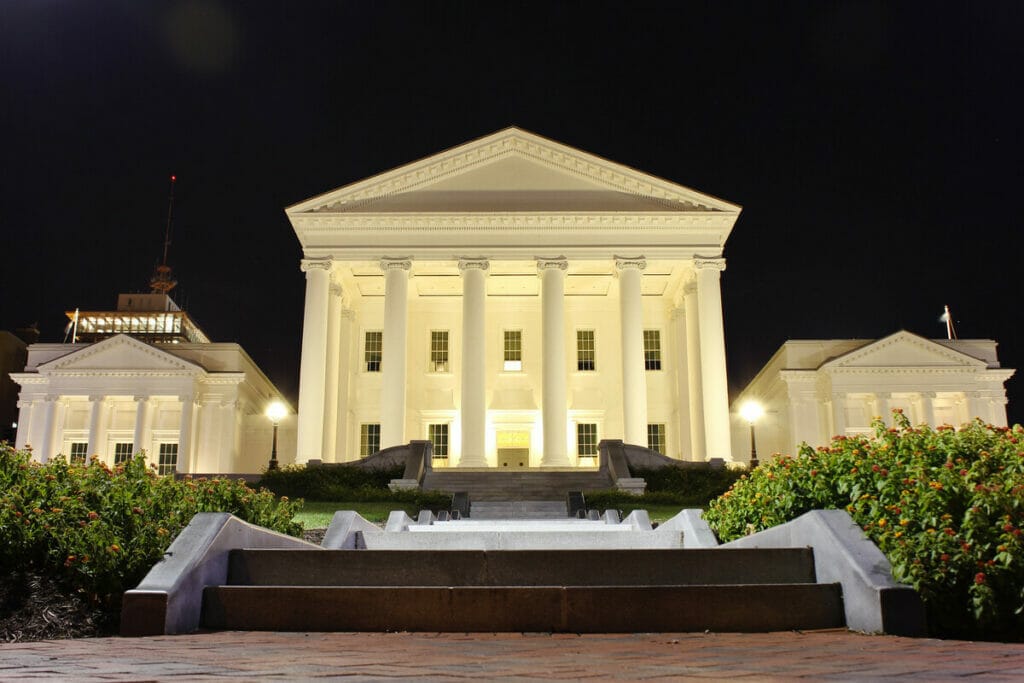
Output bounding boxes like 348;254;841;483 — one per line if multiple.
1;630;1023;681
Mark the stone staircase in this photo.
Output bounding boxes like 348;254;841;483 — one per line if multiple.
421;469;613;500
201;547;845;633
469;501;567;519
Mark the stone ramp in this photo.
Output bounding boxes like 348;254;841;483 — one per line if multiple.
421;470;613;501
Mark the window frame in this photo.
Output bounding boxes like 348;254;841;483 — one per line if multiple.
576;329;596;372
157;442;178;476
429;330;449;373
428;423;450;459
113;442;134;465
643;329;662;371
69;442;88;464
364;330;383;373
503;329;523;372
360;423;381;457
576;422;598;457
647;423;666;455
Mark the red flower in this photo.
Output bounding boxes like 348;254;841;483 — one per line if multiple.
975;572;986;585
940;554;949;562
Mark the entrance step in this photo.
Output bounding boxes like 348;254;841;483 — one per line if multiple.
470;501;567;519
422;470;613;501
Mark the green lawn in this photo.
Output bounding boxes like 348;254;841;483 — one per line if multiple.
294;500;689;528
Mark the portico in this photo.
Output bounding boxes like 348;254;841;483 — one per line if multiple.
287;128;742;467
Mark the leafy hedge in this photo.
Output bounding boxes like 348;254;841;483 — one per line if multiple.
257;463;451;510
583;464;743;512
0;444;301;625
704;413;1024;640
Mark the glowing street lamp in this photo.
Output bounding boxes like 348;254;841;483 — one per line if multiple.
265;401;287;471
739;400;764;469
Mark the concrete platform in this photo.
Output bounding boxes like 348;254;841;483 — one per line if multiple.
3;631;1024;681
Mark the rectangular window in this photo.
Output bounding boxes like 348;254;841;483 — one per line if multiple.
158;443;178;476
430;330;449;373
69;442;88;464
576;423;598;457
647;424;666;455
360;423;381;457
503;330;522;371
576;329;595;371
643;329;662;371
113;442;134;465
364;331;382;372
428;423;449;458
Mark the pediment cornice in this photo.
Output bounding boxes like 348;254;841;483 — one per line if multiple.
287;128;742;216
820;331;988;371
37;335;206;376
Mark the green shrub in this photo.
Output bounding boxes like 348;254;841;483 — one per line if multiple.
0;444;302;620
258;463;404;500
633;464;743;504
703;413;1024;640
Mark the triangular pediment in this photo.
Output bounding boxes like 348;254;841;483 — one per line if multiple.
821;331;987;371
286;127;740;216
38;335;205;375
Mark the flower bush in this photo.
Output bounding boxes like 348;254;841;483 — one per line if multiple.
703;412;1024;639
0;443;302;623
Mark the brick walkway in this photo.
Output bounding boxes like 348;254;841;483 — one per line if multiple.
2;630;1024;681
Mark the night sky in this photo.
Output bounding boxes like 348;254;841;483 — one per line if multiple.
2;1;1021;426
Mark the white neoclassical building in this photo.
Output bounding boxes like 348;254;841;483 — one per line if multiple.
11;294;293;473
730;331;1015;460
286;127;742;467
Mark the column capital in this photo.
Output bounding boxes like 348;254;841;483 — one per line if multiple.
536;257;568;272
458;258;490;273
693;257;726;273
178;394;195;404
133;395;151;403
380;258;412;272
300;257;333;273
682;279;698;295
614;256;646;272
919;391;937;399
87;395;106;404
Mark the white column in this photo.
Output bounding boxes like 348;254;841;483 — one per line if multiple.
538;258;569;466
683;280;705;461
616;258;648;446
86;396;106;458
918;392;936;427
177;394;196;474
14;400;31;450
875;392;892;425
380;259;411;449
323;281;344;461
219;400;239;472
459;259;489;467
694;258;732;461
133;396;153;459
966;391;987;423
296;258;332;463
831;393;848;436
38;395;59;464
335;308;355;461
670;306;691;460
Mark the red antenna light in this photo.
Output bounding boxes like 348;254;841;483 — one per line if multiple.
170;174;176;182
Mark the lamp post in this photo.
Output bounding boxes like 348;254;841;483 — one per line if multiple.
739;400;764;469
265;401;287;471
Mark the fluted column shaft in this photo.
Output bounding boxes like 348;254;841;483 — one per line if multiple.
539;259;569;466
616;258;648;446
694;259;732;461
380;259;411;449
459;259;488;467
296;258;332;462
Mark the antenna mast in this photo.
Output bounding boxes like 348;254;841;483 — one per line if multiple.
149;175;178;294
942;304;958;340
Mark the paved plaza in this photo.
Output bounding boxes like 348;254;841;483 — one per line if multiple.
2;630;1024;681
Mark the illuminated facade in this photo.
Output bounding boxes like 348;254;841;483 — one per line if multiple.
730;331;1015;460
11;295;292;472
287;128;742;466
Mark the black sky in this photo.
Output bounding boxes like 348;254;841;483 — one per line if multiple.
1;1;1021;426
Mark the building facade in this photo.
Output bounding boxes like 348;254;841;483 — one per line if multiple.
11;295;293;473
730;331;1015;460
287;128;742;467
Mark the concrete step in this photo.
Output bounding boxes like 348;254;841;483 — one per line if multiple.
470;501;567;519
226;548;819;587
201;583;845;633
422;471;614;501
